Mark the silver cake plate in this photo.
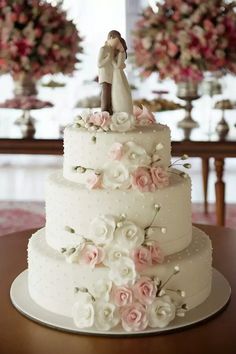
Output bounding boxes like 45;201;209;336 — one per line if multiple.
10;269;231;336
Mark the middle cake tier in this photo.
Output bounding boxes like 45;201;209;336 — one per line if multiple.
45;170;192;255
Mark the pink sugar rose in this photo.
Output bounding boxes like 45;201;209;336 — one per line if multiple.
89;111;111;128
133;277;157;305
133;105;142;117
150;167;169;189
132;167;156;192
80;244;104;268
87;172;102;190
111;286;133;307
147;241;164;265
133;105;155;125
108;143;123;161
132;246;152;271
121;303;148;332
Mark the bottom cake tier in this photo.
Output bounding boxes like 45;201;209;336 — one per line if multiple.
28;226;212;330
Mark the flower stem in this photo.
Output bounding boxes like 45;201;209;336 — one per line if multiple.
168;157;183;168
157;271;176;294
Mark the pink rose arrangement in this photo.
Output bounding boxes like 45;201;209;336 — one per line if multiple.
112;286;133;307
147;241;165;265
112;277;169;331
121;303;148;331
86;172;102;190
0;0;82;79
133;277;157;305
150;166;169;189
132;246;152;271
132;166;169;192
133;0;236;82
108;142;123;161
80;244;104;268
132;242;164;271
133;105;155;125
83;106;155;131
89;111;111;129
132;167;156;192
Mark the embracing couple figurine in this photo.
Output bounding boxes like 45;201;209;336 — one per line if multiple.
98;30;133;115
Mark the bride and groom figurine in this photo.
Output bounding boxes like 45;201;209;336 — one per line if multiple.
98;30;133;115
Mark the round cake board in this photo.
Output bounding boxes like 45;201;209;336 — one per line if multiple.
10;268;231;337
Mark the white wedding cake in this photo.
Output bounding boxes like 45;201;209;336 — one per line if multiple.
27;106;212;332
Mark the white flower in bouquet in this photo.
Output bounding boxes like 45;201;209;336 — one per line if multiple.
110;112;135;132
94;302;120;330
89;215;116;246
102;161;131;190
73;292;95;328
114;220;145;251
109;257;137;286
122;142;151;167
63;241;85;264
80;109;93;123
147;295;176;328
103;245;129;267
90;279;112;302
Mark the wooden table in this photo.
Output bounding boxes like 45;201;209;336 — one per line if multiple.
1;114;236;226
0;224;235;354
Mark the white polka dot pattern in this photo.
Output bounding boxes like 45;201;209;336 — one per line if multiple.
45;170;192;254
63;124;171;185
28;226;212;317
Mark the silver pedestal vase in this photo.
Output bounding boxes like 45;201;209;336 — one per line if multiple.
15;110;36;139
13;73;38;137
13;72;38;97
216;110;229;136
177;82;200;128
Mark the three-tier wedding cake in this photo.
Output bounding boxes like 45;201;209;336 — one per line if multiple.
27;31;212;332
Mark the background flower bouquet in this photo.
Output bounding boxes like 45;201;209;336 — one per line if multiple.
0;0;83;80
133;0;236;83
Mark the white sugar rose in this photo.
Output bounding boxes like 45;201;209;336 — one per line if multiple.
122;142;151;167
73;292;95;328
90;279;112;302
109;257;137;286
89;215;116;246
63;242;85;264
103;245;129;266
80;109;93;123
147;295;176;328
102;161;131;190
114;221;145;251
94;302;120;330
110;112;135;132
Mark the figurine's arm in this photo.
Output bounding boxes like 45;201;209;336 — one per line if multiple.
112;52;126;69
98;47;111;68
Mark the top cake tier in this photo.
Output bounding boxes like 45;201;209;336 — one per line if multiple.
63;123;171;186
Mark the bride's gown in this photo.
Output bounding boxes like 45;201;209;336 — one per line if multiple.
111;51;133;114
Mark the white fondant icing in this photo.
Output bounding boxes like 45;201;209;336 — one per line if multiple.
63;123;171;185
26;107;213;331
45;170;192;255
28;226;212;317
